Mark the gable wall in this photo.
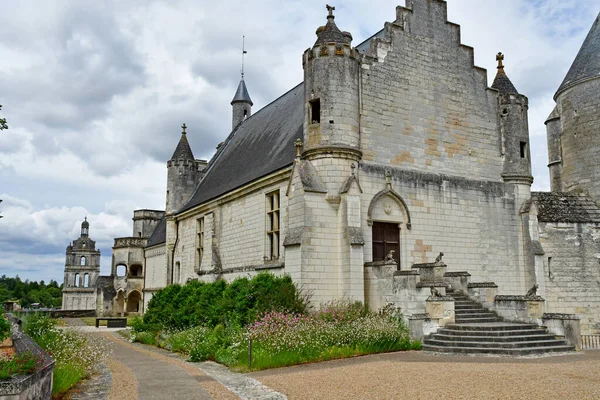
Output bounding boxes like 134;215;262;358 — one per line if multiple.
360;2;502;181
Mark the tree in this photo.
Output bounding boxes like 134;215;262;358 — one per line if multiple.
0;105;7;130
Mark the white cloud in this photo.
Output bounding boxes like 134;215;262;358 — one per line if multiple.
1;0;598;282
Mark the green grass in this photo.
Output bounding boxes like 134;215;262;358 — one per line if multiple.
51;363;86;395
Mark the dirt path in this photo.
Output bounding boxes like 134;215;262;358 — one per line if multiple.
250;350;600;400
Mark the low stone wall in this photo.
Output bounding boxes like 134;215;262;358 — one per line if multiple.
494;295;545;325
542;313;582;351
0;317;55;400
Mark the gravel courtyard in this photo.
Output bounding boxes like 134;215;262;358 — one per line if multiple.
250;350;600;400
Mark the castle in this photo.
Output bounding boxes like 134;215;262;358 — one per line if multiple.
63;2;600;335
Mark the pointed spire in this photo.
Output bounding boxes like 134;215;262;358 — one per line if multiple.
556;12;600;98
231;79;253;105
314;4;352;46
170;123;195;161
491;52;519;95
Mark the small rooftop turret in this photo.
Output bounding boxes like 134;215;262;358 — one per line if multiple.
231;36;253;130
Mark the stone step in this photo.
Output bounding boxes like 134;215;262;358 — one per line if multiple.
424;338;568;349
430;333;558;342
422;344;575;356
437;328;550;337
454;305;485;310
454;310;497;316
444;323;540;331
455;317;503;323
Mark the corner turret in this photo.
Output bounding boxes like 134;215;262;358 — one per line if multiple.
302;4;361;167
493;53;533;188
231;79;253;130
166;123;200;215
547;13;600;201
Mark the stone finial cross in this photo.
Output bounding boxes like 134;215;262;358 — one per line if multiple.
326;4;335;18
181;123;187;134
496;52;505;71
295;138;303;157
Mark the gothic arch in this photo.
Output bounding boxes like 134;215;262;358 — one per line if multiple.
367;187;412;229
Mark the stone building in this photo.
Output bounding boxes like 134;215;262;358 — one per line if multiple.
62;218;101;310
81;1;600;334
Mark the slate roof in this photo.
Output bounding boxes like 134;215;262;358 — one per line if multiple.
556;12;600;98
178;83;304;214
530;192;600;223
491;69;519;95
145;216;166;247
171;133;195;161
231;79;253;105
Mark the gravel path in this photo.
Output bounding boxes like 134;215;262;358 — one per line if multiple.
250;350;600;400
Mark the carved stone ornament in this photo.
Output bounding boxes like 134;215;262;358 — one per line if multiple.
383;201;393;214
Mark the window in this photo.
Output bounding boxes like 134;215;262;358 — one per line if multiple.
520;141;527;158
372;222;400;264
266;191;280;260
196;217;205;269
310;99;320;124
80;256;86;266
74;273;80;287
84;273;89;287
116;265;127;277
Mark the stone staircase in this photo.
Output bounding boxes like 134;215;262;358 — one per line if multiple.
422;289;575;355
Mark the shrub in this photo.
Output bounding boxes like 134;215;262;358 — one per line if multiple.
0;314;11;342
143;273;308;331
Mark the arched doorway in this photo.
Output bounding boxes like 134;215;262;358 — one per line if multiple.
126;291;142;314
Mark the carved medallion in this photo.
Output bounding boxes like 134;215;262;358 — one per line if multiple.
383;202;393;214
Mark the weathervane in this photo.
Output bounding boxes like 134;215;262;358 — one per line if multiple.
241;36;247;79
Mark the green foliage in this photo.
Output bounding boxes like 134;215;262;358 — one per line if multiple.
143;273;307;331
0;314;11;342
0;275;63;309
0;352;39;379
0;105;7;130
21;313;111;396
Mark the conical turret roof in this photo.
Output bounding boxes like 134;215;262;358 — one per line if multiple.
491;52;519;95
314;6;352;46
231;79;253;105
171;124;195;161
556;12;600;98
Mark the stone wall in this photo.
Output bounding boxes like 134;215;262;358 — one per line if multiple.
175;179;288;284
360;1;502;181
539;221;600;334
142;245;166;310
359;165;525;293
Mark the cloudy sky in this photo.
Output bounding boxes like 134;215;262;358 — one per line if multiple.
0;0;598;283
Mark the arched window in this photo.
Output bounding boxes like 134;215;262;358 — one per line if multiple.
129;265;143;277
74;273;80;287
84;274;90;287
116;264;127;278
80;256;87;266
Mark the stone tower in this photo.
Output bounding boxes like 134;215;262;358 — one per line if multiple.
285;6;364;302
302;4;361;180
166;123;199;216
62;217;101;310
231;78;253;130
165;123;199;284
546;12;600;200
492;52;533;189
